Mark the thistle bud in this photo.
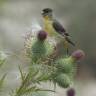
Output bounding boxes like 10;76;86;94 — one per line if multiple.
37;30;47;41
71;50;85;61
55;58;73;73
54;73;71;88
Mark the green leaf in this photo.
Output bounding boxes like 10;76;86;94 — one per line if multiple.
18;66;25;82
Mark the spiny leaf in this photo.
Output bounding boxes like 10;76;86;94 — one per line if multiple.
18;66;25;82
16;69;39;95
24;87;55;95
21;86;38;95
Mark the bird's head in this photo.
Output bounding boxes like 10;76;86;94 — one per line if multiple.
42;8;53;20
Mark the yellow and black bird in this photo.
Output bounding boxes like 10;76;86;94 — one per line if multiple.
42;8;75;54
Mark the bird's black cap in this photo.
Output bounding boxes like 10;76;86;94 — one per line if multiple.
42;8;53;15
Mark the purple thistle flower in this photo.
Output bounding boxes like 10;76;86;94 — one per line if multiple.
37;30;47;41
67;88;75;96
71;50;85;61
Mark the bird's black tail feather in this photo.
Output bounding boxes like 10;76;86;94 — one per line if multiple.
65;36;75;46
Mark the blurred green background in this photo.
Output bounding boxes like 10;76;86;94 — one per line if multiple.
0;0;96;96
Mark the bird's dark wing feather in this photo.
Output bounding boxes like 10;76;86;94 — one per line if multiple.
52;20;75;46
52;19;69;36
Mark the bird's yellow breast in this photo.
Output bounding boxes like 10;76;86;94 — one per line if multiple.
43;18;58;36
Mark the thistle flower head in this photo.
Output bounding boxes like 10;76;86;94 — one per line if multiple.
71;50;85;61
24;30;53;62
37;30;47;41
67;88;75;96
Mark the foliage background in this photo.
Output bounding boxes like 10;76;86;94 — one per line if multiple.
0;0;96;96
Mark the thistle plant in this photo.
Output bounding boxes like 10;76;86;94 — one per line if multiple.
15;24;85;96
1;16;84;96
0;27;84;96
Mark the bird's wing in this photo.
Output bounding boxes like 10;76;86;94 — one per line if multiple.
52;19;69;36
52;20;75;46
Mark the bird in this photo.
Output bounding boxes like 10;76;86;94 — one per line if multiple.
41;8;75;54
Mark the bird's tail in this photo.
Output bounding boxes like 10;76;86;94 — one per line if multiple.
65;36;75;46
